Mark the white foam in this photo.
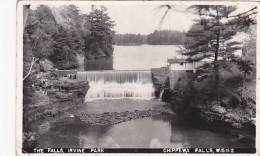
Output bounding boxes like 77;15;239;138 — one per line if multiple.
77;70;155;101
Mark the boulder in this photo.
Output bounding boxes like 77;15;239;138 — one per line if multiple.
39;59;55;72
210;105;226;114
47;78;89;104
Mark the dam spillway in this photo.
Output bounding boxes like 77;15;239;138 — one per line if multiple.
77;70;155;101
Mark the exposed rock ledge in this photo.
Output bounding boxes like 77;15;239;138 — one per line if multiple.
200;104;255;145
24;72;89;124
23;61;89;149
151;67;169;98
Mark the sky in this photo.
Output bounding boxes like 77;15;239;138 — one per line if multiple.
31;3;256;35
79;4;194;34
31;4;196;34
85;5;195;34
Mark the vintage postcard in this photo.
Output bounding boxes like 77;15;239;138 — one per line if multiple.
16;0;259;155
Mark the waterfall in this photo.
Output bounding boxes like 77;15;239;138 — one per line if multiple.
159;89;165;100
77;70;155;101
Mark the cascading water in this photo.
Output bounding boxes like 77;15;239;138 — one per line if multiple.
77;70;155;101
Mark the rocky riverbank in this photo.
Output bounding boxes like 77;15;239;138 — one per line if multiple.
23;75;89;148
151;67;256;147
24;73;89;124
23;59;89;149
26;100;175;150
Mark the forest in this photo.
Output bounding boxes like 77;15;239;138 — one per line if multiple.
23;5;114;72
23;5;115;133
114;30;186;45
159;6;257;143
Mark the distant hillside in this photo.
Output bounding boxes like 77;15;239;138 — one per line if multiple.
114;30;186;45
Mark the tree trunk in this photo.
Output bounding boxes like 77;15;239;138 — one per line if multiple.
214;9;220;104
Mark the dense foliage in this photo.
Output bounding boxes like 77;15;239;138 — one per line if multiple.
114;30;186;45
23;5;115;71
84;7;115;59
169;6;257;116
114;33;146;45
147;30;186;45
82;7;115;70
184;6;246;62
177;6;257;103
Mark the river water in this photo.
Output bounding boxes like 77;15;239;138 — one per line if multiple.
37;100;246;148
113;45;181;70
77;44;181;101
37;45;246;148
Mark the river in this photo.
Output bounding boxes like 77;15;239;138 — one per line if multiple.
37;100;246;148
36;45;246;148
113;45;180;70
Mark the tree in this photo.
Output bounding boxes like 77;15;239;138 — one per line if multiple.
49;26;79;69
113;30;186;45
184;6;239;62
23;5;59;80
83;6;115;70
182;5;256;103
146;30;186;45
24;5;58;60
114;33;146;45
234;26;256;99
54;5;85;55
24;5;84;71
57;5;81;30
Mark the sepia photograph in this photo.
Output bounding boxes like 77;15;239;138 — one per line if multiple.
17;0;258;154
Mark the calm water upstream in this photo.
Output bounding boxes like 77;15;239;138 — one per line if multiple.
113;45;180;70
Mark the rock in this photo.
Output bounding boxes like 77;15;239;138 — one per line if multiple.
250;119;256;126
38;121;51;134
39;59;55;72
224;113;240;122
210;105;226;114
151;67;169;98
161;89;172;102
23;132;38;149
231;122;242;129
76;108;173;126
24;72;89;133
46;78;89;104
47;91;74;102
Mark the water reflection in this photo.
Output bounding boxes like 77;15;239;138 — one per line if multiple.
37;112;246;148
113;45;180;70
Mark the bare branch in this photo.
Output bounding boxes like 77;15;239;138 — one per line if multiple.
23;57;39;81
228;7;257;18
